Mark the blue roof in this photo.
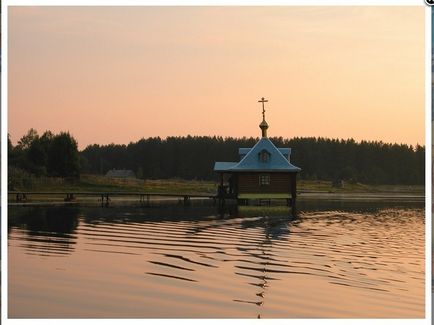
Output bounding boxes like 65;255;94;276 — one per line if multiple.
239;147;290;157
239;148;251;155
278;148;290;156
214;137;301;172
214;162;237;171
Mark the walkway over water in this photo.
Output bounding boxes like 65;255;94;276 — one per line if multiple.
8;190;424;207
9;191;216;206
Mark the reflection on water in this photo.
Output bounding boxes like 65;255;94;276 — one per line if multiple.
8;200;424;318
8;207;79;257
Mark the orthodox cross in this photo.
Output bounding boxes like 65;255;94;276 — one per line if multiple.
258;97;268;119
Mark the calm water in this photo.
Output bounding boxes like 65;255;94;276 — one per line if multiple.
8;199;425;318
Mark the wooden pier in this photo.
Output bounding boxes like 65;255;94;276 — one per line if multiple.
8;190;303;209
9;191;216;206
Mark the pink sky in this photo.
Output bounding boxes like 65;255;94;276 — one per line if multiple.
8;6;425;150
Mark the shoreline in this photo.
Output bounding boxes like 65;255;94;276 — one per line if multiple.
8;174;425;206
8;191;425;207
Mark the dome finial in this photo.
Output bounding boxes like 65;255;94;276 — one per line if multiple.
258;97;269;137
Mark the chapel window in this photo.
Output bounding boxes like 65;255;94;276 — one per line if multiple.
259;174;270;186
259;150;270;163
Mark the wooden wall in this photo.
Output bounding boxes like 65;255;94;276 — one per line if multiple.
236;172;295;194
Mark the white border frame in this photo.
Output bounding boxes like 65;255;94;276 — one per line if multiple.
425;5;433;325
1;1;431;325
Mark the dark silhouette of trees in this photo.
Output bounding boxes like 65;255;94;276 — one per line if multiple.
47;132;80;178
80;135;424;185
17;128;38;150
9;129;424;185
9;130;80;179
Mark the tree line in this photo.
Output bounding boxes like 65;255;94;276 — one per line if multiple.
8;129;80;178
9;129;425;185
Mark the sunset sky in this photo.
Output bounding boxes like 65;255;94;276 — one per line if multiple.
8;6;425;149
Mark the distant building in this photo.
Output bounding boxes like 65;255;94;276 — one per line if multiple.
106;169;136;179
214;98;301;205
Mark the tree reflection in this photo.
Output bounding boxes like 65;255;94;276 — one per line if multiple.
9;206;80;256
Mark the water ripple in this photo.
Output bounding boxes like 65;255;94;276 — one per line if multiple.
8;205;425;318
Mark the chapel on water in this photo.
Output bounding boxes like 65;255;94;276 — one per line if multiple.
213;97;301;206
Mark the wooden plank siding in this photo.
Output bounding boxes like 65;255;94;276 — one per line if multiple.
236;172;295;194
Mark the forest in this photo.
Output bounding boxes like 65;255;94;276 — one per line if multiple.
9;129;425;185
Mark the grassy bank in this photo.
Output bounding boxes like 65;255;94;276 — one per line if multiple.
9;174;217;194
8;173;424;195
298;180;424;194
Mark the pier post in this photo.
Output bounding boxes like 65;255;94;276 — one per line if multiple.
290;174;297;216
291;202;297;216
16;193;26;202
65;193;76;202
